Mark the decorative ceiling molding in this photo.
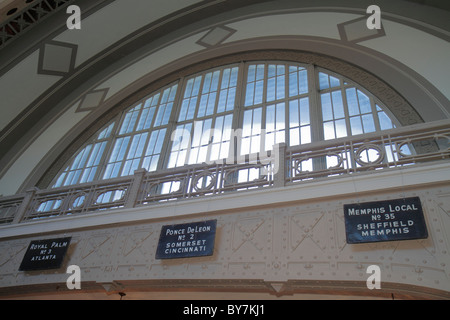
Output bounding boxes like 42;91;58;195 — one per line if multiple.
196;25;237;48
337;16;386;43
76;88;109;113
37;40;78;76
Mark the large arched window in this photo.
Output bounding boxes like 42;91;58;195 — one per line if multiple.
51;61;398;189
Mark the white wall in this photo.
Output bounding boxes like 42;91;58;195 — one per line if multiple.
0;162;449;298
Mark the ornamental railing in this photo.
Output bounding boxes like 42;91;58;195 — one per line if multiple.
0;119;449;225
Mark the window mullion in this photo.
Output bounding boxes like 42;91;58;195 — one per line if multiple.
96;116;121;181
259;63;269;153
213;69;224;115
136;131;152;172
370;95;382;131
194;73;207;119
160;80;185;171
309;65;327;171
232;62;248;163
148;91;163;130
118;133;136;177
309;65;323;143
340;82;352;137
284;63;290;147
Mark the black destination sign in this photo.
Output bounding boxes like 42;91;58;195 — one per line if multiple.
344;197;428;244
156;220;217;259
19;237;72;271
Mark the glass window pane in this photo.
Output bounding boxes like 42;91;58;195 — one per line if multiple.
98;122;114;140
136;106;156;131
362;114;376;133
346;88;360;116
350;116;363;135
128;133;148;159
217;67;238;113
379;111;394;130
221;68;230;89
253;108;262;136
290;128;300;146
256;64;265;80
154;129;166;154
198;95;207;118
247;65;256;82
146;130;159;155
186;97;197;120
277;65;285;99
241;108;262;155
245;64;265;106
267;77;276;102
112;137;130;162
226;87;236;111
266;104;275;132
254;80;264;105
206;92;217;116
242;110;253;138
298;69;308;95
268;64;276;78
277;74;285;100
120;105;141;134
276;103;285;131
289;100;300;128
329;75;340;88
179;76;202;121
301;126;311;144
331;91;345;119
88;142;106;167
335;119;347;138
178;100;190;122
289;71;298;97
168;124;192;168
250;135;261;154
323;121;335;140
357;90;372;114
212;116;224;144
245;83;255;107
321;93;333;121
300;97;310;125
319;72;329;90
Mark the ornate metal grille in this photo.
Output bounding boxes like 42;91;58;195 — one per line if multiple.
1;120;448;225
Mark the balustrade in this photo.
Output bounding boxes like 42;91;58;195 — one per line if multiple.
0;120;448;225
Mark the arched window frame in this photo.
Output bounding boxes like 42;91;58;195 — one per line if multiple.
50;59;402;189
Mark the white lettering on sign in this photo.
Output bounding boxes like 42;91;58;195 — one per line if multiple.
28;241;69;262
357;220;414;237
157;221;217;259
388;204;419;212
348;207;385;216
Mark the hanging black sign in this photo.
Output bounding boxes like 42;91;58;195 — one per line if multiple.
156;220;217;259
19;237;72;271
344;197;428;244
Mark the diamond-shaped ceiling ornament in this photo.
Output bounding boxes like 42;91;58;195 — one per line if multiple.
197;25;237;48
38;40;78;76
76;88;109;113
337;16;386;43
